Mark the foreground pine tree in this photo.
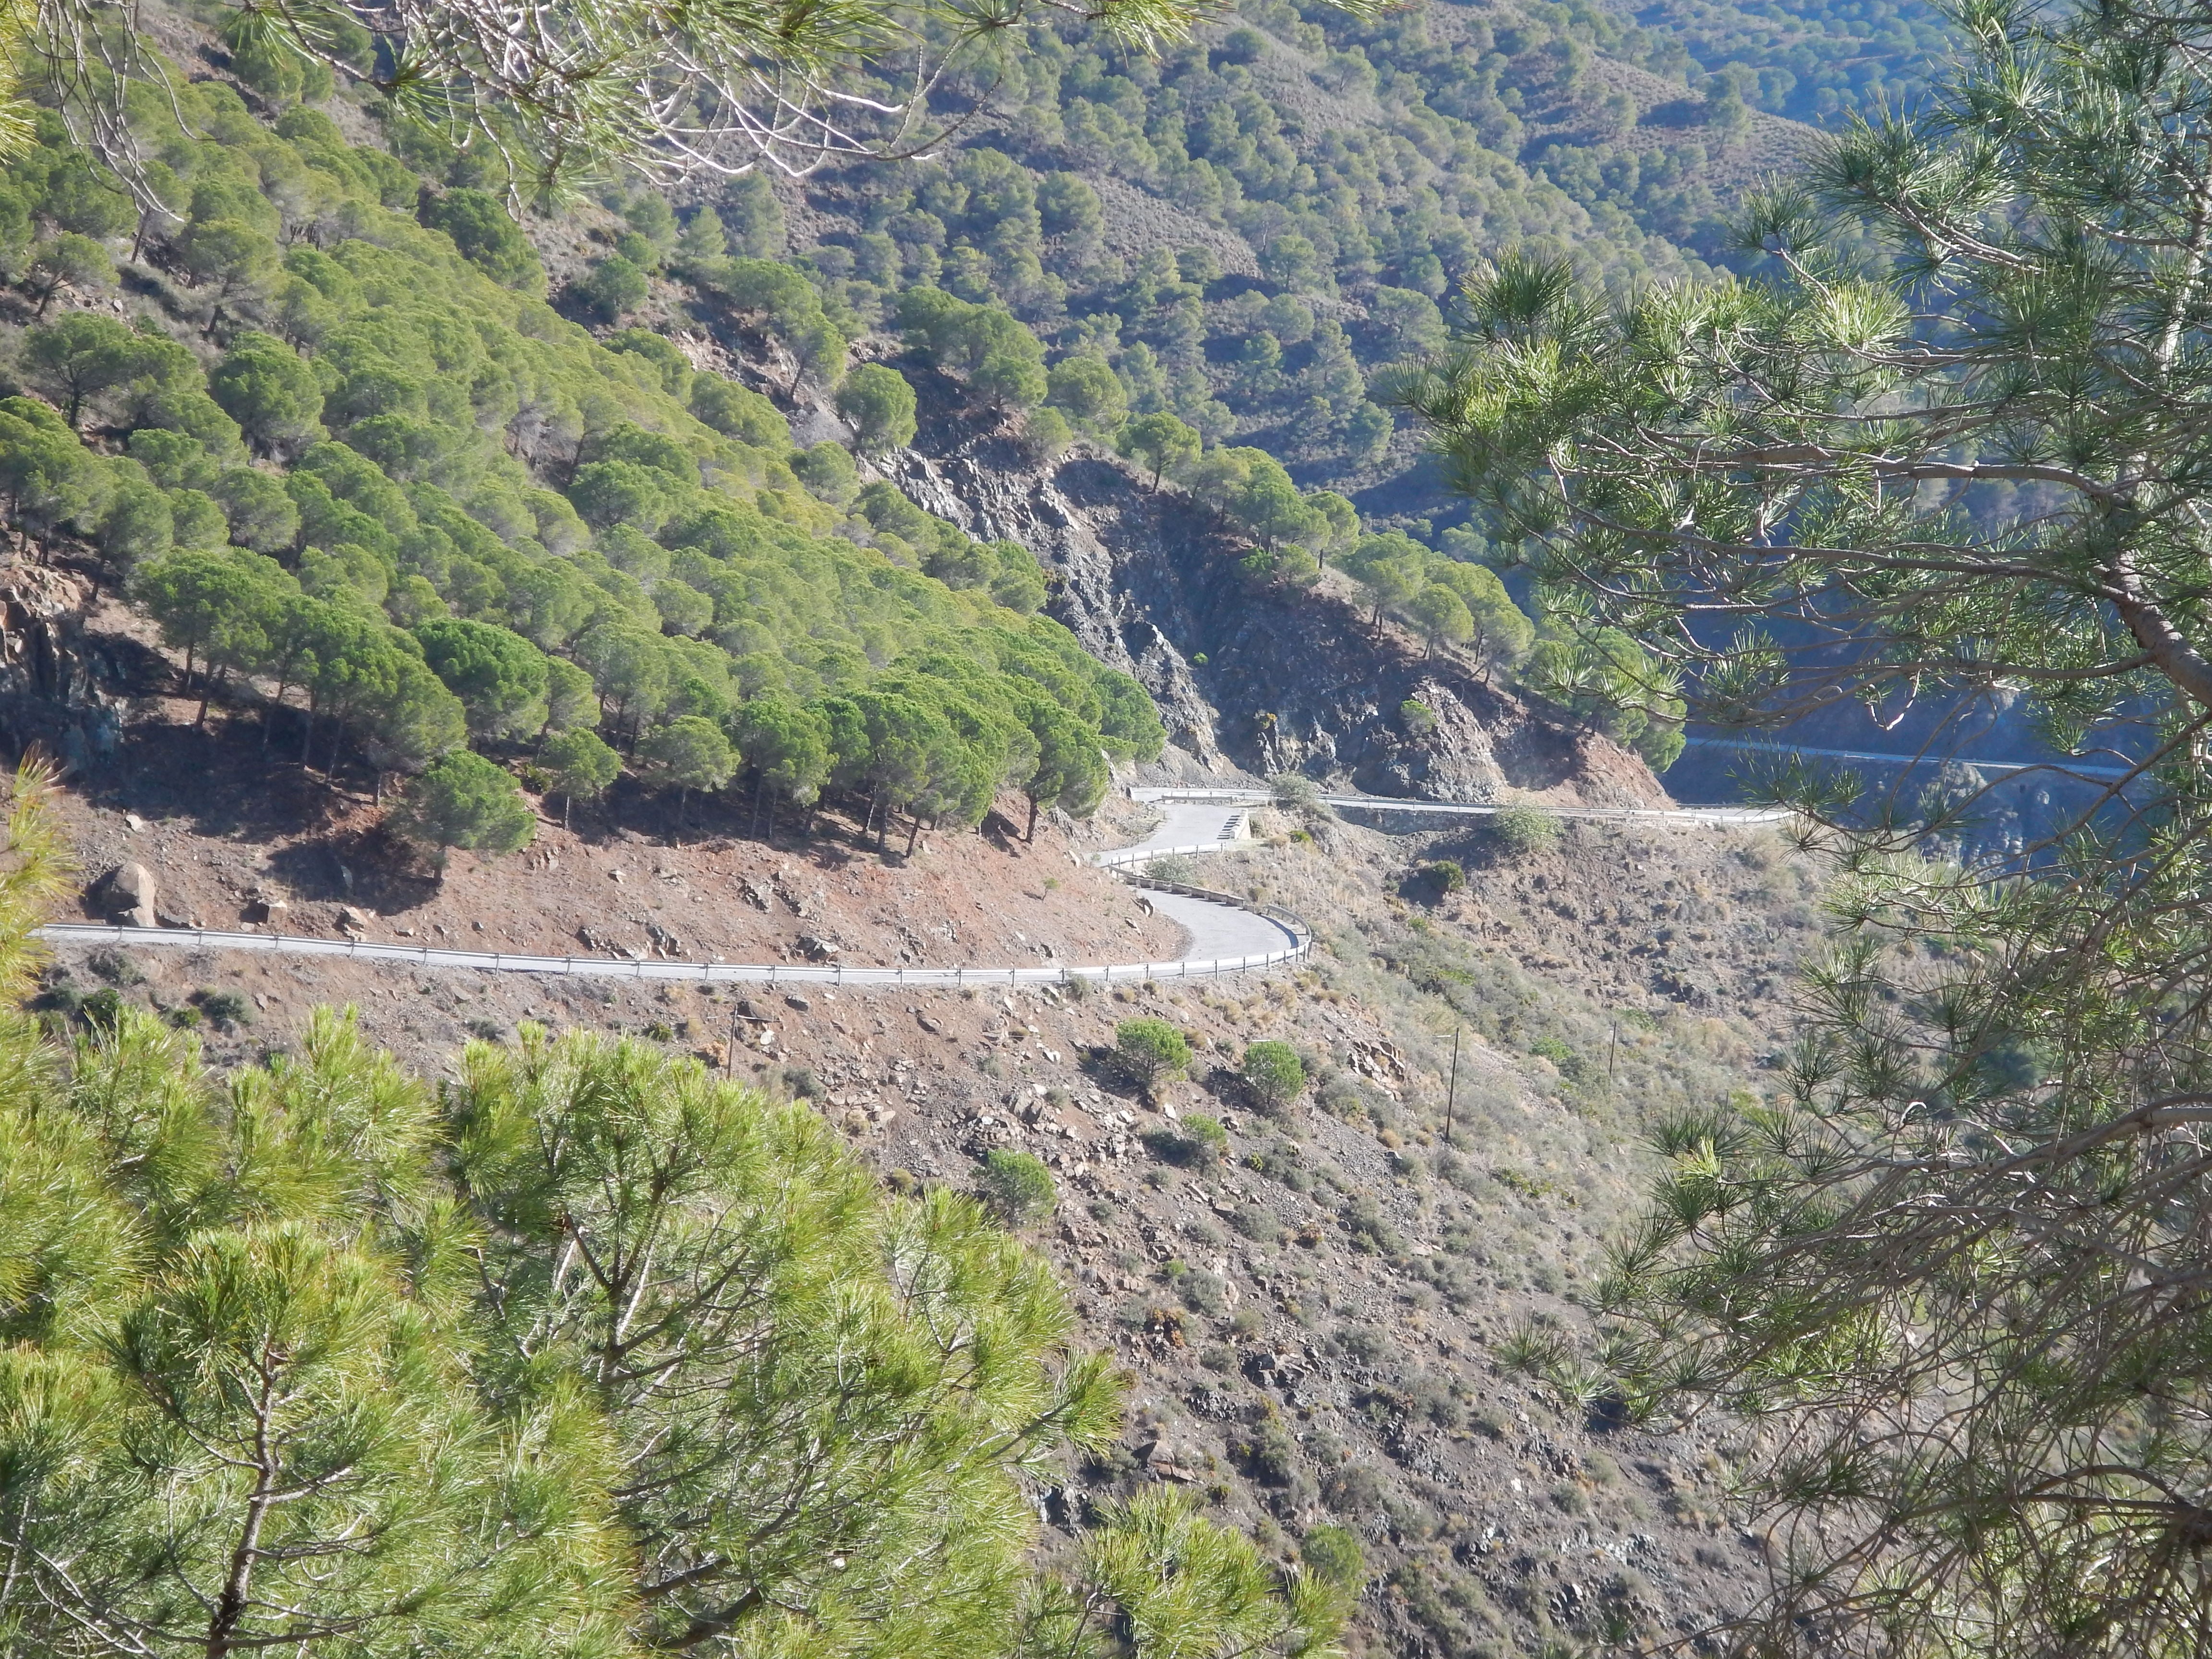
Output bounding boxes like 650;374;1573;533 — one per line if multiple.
1402;0;2212;1649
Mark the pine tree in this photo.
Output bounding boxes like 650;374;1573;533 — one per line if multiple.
1399;1;2212;1648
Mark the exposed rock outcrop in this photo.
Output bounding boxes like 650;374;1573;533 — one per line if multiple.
895;375;1668;806
98;862;157;927
0;566;128;775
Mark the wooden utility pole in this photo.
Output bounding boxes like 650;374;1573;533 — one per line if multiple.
1444;1026;1461;1145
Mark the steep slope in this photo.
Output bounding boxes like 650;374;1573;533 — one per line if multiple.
35;788;1820;1659
875;368;1666;803
0;10;1859;1655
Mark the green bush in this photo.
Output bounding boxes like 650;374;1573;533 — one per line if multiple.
1301;1524;1366;1591
1115;1017;1190;1090
1144;1111;1227;1168
1230;1201;1281;1243
1267;772;1323;814
1240;1041;1306;1111
1183;1112;1228;1165
1491;804;1561;856
979;1147;1056;1225
196;988;253;1030
86;949;143;986
1421;859;1466;895
1177;1266;1228;1314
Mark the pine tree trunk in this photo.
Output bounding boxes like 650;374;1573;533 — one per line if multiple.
905;814;920;857
264;679;291;751
1026;795;1039;842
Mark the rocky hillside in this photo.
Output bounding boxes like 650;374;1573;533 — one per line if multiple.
39;781;1821;1659
700;335;1665;805
0;10;1836;1650
901;396;1666;803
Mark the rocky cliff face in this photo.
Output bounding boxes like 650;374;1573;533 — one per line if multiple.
891;372;1668;805
0;564;130;778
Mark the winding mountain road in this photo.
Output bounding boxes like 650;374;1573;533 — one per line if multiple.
1126;786;1790;827
37;786;1785;986
36;805;1310;988
1677;734;2140;781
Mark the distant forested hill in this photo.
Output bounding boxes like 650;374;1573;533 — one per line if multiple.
0;0;1951;812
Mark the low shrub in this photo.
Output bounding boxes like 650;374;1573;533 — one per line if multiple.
1490;803;1560;856
1177;1268;1227;1315
1183;1112;1228;1164
196;988;253;1030
1230;1201;1281;1244
87;949;144;987
1301;1524;1366;1590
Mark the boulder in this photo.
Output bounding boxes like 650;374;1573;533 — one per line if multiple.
243;896;288;926
98;864;157;928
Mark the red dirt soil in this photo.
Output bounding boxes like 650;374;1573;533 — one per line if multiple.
57;697;1187;973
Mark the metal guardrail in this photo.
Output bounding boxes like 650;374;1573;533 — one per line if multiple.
1091;838;1246;869
37;900;1311;987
